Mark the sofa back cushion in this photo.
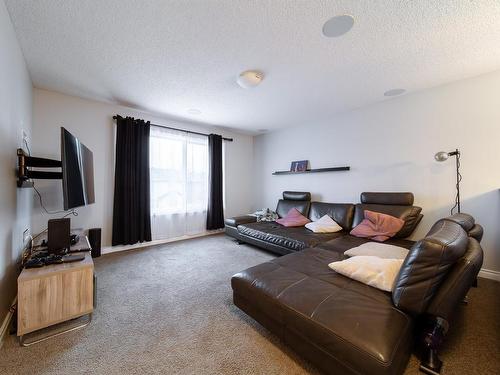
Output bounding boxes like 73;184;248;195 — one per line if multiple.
392;218;468;315
361;192;414;206
352;192;422;238
276;191;311;218
308;202;355;230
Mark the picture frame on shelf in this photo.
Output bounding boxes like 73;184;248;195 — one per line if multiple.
290;160;308;172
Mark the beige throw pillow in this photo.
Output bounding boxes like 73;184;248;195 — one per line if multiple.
328;256;404;292
344;242;409;260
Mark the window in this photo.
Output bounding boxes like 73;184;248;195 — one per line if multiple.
150;126;209;239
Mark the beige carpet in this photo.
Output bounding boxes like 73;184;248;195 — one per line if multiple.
1;234;499;375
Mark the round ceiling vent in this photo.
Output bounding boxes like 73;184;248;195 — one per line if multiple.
322;15;354;38
237;70;264;89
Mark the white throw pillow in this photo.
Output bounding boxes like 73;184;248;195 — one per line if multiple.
344;242;409;260
328;256;404;292
305;214;343;233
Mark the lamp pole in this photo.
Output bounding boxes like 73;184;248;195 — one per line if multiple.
453;149;461;213
434;148;461;215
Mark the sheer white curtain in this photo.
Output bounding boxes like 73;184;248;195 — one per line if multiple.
149;126;209;240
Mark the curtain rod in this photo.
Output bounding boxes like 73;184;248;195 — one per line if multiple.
112;115;233;142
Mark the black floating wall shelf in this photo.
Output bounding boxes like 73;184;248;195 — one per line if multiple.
272;166;350;175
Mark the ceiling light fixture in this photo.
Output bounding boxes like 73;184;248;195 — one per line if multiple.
384;88;406;97
322;15;354;38
237;70;264;89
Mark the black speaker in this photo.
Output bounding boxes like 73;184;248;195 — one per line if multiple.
88;228;101;258
48;218;71;254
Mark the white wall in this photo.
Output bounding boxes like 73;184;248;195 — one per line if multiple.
31;88;254;247
253;70;500;274
0;0;33;327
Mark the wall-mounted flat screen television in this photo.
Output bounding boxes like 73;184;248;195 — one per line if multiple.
61;127;95;210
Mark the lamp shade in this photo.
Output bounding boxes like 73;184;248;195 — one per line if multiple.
237;70;264;89
434;151;449;162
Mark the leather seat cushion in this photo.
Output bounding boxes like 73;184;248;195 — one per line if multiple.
237;221;344;251
232;248;413;375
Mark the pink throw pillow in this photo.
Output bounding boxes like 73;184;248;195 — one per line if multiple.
276;208;311;227
350;210;405;242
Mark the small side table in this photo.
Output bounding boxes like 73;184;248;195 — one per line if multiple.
17;251;94;346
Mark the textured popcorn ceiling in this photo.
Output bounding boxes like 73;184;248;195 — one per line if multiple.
5;0;500;133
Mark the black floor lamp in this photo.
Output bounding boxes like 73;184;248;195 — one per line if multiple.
434;149;461;214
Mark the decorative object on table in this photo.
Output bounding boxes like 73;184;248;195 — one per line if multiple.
434;149;461;214
252;208;279;222
23;252;85;269
290;160;309;172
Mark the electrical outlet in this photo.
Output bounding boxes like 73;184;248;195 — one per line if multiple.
23;228;30;244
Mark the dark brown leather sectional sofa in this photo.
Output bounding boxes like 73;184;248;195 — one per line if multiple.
226;192;484;375
225;191;423;255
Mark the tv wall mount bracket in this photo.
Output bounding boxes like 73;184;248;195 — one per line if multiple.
17;148;62;188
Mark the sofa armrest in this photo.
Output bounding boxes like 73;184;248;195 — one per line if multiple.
225;215;257;228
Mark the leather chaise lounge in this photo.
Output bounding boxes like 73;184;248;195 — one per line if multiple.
227;193;484;375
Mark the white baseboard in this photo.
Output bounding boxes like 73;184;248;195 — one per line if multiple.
478;268;500;282
101;229;224;255
0;296;17;349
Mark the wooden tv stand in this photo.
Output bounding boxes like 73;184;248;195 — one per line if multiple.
17;251;94;346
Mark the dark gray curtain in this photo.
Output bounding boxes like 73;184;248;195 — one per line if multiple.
207;134;224;229
112;115;152;245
